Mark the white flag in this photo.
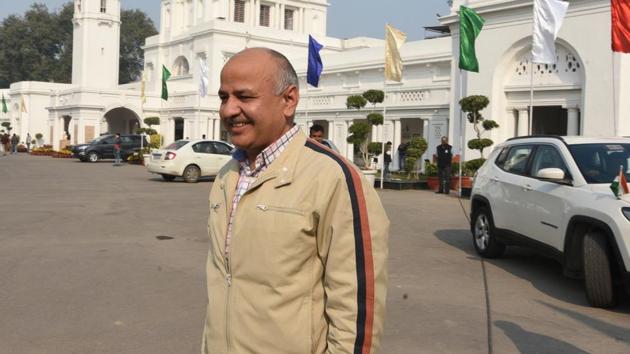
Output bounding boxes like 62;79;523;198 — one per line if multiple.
532;0;568;64
199;58;209;97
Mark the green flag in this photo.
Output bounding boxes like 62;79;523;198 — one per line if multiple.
161;65;171;101
459;6;485;72
1;94;7;113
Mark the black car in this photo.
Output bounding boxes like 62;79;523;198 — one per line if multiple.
72;134;149;162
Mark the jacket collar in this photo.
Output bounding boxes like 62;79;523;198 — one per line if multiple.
248;130;305;191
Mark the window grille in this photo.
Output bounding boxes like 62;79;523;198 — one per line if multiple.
284;9;294;30
100;0;107;13
260;4;270;27
234;0;245;23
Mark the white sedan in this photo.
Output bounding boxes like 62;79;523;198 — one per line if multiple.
146;139;234;182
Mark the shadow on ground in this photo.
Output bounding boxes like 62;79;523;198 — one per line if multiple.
495;320;590;354
538;301;630;344
434;229;630;311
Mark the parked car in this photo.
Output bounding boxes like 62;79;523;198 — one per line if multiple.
72;134;148;162
146;139;234;182
471;136;630;308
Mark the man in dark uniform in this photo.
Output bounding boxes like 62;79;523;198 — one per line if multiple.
436;136;453;194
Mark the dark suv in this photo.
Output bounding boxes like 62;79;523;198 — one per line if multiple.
72;134;149;162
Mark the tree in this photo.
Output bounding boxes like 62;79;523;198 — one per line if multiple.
346;90;386;168
459;95;499;158
119;10;158;84
143;117;160;127
0;2;157;87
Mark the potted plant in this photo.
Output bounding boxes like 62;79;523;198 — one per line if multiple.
35;133;44;147
424;161;439;191
346;90;385;184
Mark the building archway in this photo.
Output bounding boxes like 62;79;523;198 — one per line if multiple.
494;38;584;140
103;107;140;135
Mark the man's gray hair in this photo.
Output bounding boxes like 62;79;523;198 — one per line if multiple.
259;48;299;95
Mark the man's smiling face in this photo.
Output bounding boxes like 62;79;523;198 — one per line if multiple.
218;49;298;159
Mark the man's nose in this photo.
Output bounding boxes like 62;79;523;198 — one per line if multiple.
220;97;241;118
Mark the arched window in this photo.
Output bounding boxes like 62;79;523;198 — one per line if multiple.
173;56;190;76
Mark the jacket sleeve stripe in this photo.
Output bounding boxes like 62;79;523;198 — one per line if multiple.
305;140;375;354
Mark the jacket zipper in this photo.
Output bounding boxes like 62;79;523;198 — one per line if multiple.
223;183;233;353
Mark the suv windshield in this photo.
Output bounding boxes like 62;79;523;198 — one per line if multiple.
569;143;630;183
91;135;111;144
166;140;189;150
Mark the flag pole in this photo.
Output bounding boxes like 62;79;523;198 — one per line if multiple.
612;52;618;136
380;81;388;190
529;58;534;136
459;69;464;198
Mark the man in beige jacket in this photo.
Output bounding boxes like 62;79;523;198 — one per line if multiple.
203;47;389;354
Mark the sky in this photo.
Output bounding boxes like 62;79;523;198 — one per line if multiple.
0;0;452;41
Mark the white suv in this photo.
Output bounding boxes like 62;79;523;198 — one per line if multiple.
471;136;630;307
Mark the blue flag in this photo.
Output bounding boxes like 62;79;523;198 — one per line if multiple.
307;35;324;87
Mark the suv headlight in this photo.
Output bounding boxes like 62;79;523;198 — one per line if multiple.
622;207;630;221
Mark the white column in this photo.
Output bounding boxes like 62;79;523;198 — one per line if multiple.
371;125;378;143
517;108;529;137
207;118;215;139
279;3;285;29
567;107;579;136
327;120;335;141
346;121;354;161
251;0;257;26
214;118;221;140
393;119;402;170
421;119;430;172
504;109;515;141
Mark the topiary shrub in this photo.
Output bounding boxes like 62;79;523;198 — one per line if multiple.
459;95;499;158
403;136;428;177
144;117;160;127
149;134;162;149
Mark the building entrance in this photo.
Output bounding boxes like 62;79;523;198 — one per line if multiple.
532;106;568;136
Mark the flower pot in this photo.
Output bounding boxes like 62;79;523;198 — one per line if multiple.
450;176;473;191
361;170;377;187
427;176;440;191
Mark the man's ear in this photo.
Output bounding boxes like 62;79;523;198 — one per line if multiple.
282;85;299;118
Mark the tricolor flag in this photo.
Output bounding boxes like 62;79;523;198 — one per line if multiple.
459;6;485;72
384;24;407;82
161;65;171;101
307;35;324;87
1;94;7;113
610;165;630;198
199;58;209;97
612;0;630;53
532;0;569;64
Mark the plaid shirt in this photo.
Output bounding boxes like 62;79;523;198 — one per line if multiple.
224;125;300;260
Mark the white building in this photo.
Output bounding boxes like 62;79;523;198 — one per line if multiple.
1;0;628;168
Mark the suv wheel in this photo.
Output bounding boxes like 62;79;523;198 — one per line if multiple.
161;174;176;181
583;231;615;307
87;152;99;163
183;165;201;183
472;207;505;258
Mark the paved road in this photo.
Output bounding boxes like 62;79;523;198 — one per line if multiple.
1;154;629;353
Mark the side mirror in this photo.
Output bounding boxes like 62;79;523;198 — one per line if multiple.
536;168;565;181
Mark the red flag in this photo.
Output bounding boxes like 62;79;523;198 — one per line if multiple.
612;0;630;53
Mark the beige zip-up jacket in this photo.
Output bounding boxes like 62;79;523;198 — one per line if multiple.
202;132;389;354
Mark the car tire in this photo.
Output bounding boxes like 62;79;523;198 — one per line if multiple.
161;174;176;181
87;152;99;163
472;206;506;258
583;230;615;308
183;165;201;183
